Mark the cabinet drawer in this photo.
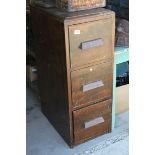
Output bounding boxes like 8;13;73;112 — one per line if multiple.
73;99;112;144
69;18;113;68
71;61;113;108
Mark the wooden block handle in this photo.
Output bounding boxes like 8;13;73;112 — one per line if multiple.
84;117;104;129
83;80;104;92
80;38;104;50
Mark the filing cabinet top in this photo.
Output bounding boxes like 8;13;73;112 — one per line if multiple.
31;5;115;23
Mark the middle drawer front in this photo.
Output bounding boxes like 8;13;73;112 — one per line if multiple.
71;61;113;108
73;99;112;144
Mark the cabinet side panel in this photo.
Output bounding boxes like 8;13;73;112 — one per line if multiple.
30;6;71;146
30;7;49;105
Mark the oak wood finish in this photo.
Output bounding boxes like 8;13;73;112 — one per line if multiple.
30;5;115;147
73;99;112;144
69;18;113;68
55;0;106;12
31;7;72;145
71;61;113;108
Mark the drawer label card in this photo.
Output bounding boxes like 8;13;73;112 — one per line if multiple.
85;117;104;129
83;80;104;92
74;30;80;35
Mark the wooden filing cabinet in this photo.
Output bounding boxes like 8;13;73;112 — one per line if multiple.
31;5;115;147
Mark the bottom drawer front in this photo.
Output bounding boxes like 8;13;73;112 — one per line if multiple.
73;99;112;143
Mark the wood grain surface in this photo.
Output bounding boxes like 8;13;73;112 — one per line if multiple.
71;61;113;109
73;99;112;144
69;18;113;68
30;5;115;147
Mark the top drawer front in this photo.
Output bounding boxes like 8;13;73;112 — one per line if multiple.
69;18;113;68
